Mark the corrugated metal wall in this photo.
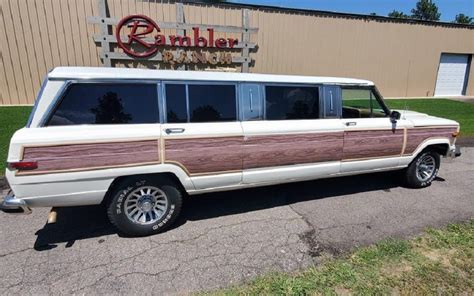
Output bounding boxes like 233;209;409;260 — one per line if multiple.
1;0;474;105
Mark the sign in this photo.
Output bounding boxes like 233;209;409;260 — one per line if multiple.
88;1;257;71
116;15;239;58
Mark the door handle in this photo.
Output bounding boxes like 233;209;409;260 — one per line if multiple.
345;122;357;126
165;128;185;134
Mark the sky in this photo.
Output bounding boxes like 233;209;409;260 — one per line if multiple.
230;0;474;22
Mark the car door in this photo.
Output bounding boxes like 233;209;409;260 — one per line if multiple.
160;82;243;189
340;87;410;173
241;83;344;184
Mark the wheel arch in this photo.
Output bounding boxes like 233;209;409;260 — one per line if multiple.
101;171;190;206
410;138;451;158
425;143;450;156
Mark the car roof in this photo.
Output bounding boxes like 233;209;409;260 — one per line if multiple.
48;67;374;86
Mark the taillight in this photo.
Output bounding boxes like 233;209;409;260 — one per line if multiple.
7;161;38;170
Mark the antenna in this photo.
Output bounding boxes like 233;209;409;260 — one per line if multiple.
403;102;408;120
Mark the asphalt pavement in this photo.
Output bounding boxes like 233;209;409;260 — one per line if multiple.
1;148;473;295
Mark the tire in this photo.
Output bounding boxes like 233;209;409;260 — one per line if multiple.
106;175;183;236
404;149;440;188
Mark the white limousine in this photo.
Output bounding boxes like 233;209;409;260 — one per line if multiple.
1;67;461;236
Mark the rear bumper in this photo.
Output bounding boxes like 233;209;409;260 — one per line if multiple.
447;145;461;159
0;191;32;214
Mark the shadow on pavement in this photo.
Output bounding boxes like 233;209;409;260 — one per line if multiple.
34;171;403;251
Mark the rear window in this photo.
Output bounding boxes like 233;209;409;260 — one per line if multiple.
47;83;159;126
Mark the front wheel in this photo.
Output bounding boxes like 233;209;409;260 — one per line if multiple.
106;176;183;236
404;150;440;188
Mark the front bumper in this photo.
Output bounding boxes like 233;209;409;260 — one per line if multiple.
447;145;462;159
0;191;32;214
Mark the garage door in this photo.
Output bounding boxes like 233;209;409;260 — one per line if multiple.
434;54;470;96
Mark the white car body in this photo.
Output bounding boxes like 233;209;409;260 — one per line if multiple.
2;67;460;213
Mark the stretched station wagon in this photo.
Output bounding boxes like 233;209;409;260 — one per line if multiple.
1;67;461;236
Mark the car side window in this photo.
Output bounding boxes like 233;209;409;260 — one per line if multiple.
165;84;187;123
164;84;237;123
47;83;159;126
265;85;319;120
342;88;387;118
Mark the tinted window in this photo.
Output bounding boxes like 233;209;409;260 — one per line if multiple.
47;83;158;126
188;84;236;122
165;84;187;123
265;86;319;120
342;88;387;118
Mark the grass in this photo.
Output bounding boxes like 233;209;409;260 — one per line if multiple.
386;99;474;137
204;220;474;295
0;106;32;173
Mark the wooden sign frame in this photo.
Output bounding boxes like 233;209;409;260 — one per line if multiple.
87;0;257;72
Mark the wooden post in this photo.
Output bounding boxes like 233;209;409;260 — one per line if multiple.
241;9;250;73
98;0;111;67
175;3;185;70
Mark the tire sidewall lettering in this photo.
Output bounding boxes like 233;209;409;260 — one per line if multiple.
152;204;175;230
116;185;133;214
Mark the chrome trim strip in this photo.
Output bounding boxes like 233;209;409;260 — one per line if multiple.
156;82;163;124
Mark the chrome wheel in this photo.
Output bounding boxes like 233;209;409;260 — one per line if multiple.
124;186;169;225
415;154;436;182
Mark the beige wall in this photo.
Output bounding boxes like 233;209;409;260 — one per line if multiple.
1;0;473;105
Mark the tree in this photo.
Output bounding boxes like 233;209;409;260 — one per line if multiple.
388;10;409;19
369;12;377;16
454;13;473;24
411;0;441;21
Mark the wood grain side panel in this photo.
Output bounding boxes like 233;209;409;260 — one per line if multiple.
165;136;243;174
404;127;456;155
343;129;404;159
243;132;343;169
22;140;159;172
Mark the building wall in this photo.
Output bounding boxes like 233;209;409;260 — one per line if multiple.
1;0;473;105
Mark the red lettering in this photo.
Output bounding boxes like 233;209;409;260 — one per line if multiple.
155;34;166;46
215;38;227;48
169;35;191;47
227;38;238;49
126;20;155;48
207;28;214;47
192;27;207;47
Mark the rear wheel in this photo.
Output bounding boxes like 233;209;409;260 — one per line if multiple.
106;176;183;236
404;149;440;188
